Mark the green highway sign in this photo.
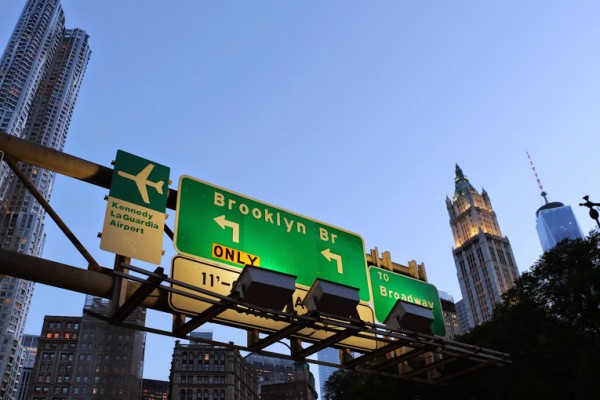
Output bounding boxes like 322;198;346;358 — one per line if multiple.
174;176;370;302
100;150;170;264
369;266;446;336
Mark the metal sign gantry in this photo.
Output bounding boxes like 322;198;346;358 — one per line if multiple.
0;130;510;384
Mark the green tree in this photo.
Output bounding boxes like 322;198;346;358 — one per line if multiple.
325;233;600;400
454;232;600;399
324;369;443;400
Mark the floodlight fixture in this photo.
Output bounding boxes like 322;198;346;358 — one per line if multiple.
302;278;360;319
384;299;434;335
233;265;296;311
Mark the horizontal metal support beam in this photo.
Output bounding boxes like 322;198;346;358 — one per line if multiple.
0;248;170;312
342;338;412;369
0;130;178;209
248;320;313;352
292;327;359;360
370;347;429;371
173;301;231;337
403;355;457;379
110;267;166;323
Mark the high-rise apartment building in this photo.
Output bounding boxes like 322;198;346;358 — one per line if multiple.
0;1;90;398
446;165;520;331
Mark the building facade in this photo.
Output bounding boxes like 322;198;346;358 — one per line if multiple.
446;165;520;331
70;296;146;399
316;348;338;399
25;297;145;400
141;378;169;400
16;335;38;400
26;316;81;400
0;1;90;397
438;292;461;340
454;299;469;336
170;339;258;400
245;354;317;400
536;202;584;252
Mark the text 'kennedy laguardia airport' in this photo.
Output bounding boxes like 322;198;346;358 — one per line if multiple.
109;201;159;234
214;192;339;243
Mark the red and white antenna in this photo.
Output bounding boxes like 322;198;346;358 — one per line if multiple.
527;151;549;204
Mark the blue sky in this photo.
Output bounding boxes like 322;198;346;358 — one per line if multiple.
2;0;600;392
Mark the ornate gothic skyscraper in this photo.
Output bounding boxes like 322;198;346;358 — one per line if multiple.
446;165;520;331
0;1;90;397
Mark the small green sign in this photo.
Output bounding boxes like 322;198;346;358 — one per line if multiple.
369;266;446;336
100;150;170;264
174;176;370;302
110;150;170;212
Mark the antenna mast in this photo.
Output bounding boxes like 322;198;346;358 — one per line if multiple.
527;151;549;204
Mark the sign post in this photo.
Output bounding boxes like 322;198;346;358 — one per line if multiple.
100;150;170;264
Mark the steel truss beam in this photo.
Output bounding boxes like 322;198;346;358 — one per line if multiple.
0;130;511;385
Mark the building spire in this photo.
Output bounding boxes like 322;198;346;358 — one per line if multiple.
454;164;476;197
527;151;549;204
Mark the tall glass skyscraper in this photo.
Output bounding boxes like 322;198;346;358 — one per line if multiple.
316;348;338;400
527;153;585;252
536;201;584;252
446;165;520;331
0;1;90;398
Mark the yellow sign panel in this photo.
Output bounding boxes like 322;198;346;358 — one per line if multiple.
169;256;380;352
211;243;260;267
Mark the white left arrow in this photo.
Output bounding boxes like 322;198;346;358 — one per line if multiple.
214;215;239;243
321;248;343;274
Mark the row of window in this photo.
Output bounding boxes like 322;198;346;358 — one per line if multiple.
180;375;227;385
43;342;76;350
44;331;77;339
180;389;226;400
41;352;73;361
181;352;227;362
37;374;70;383
47;321;79;330
33;385;68;394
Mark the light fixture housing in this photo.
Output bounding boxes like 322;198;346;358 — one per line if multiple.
384;299;434;335
302;278;360;319
233;265;296;311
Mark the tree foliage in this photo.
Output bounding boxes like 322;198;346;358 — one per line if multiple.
324;233;600;400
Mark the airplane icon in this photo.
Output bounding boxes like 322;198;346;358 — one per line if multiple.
117;164;165;204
